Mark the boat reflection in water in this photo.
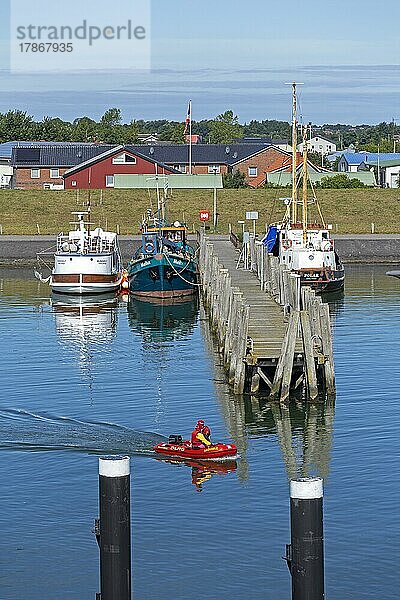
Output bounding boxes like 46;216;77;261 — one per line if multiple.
52;293;118;387
127;295;199;345
157;456;237;493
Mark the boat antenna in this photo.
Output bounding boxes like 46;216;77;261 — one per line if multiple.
87;193;91;235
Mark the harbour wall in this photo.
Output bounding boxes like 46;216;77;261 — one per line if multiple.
0;234;399;266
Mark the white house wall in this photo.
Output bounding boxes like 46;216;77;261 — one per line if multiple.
385;166;400;188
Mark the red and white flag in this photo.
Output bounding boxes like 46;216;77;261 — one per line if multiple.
184;100;192;135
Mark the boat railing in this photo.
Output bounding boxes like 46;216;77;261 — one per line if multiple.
56;234;117;255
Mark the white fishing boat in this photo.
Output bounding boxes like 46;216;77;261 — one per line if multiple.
265;83;345;294
36;211;123;295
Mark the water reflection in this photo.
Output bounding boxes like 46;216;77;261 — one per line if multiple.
157;456;237;493
52;293;118;388
127;296;199;344
200;302;335;482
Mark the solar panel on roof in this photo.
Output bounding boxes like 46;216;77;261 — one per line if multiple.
16;148;41;162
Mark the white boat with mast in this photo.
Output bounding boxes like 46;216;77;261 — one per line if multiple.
36;204;123;295
265;82;345;294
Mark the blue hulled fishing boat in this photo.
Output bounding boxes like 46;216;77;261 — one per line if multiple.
128;214;198;298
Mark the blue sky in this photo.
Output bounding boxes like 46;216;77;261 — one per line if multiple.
0;0;400;123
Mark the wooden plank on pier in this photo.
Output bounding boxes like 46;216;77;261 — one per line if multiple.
300;311;319;402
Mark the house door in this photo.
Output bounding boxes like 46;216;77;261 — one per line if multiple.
390;173;399;188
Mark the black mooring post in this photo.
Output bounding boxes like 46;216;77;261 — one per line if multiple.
288;477;324;600
97;456;131;600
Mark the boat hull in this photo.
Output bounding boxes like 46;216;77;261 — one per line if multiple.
51;273;123;295
299;267;345;294
128;254;198;298
154;442;237;460
387;270;400;279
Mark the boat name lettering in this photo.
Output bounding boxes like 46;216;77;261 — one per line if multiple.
141;260;151;267
173;260;184;266
168;445;185;451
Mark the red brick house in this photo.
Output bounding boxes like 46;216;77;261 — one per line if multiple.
125;143;291;185
11;141;302;190
235;151;327;188
11;144;114;190
10;144;179;190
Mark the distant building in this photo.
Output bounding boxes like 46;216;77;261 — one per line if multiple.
297;136;336;155
11;141;302;189
237;137;292;153
11;144;113;189
185;134;202;144
126;143;292;185
338;152;371;172
137;133;160;144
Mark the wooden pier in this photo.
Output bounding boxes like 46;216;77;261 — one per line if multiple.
199;233;336;401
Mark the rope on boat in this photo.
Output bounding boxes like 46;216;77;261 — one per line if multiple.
34;271;52;284
162;252;201;287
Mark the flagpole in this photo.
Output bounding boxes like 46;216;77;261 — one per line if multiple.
189;100;192;175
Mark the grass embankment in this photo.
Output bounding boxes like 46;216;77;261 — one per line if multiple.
0;188;399;235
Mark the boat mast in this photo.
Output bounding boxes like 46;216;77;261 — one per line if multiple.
291;82;298;225
302;123;309;244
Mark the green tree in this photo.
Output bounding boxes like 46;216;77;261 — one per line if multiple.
36;117;72;141
318;174;366;188
72;117;99;142
100;108;122;128
159;122;185;143
209;110;243;144
124;120;140;144
223;170;248;188
0;110;35;142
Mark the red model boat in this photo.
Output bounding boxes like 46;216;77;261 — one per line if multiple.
154;435;237;460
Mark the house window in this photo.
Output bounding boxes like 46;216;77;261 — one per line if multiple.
248;166;258;177
173;165;187;173
50;168;60;178
208;165;221;174
112;153;137;165
31;169;40;179
71;181;77;187
106;175;115;187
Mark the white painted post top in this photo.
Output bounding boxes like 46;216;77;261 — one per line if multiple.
290;477;323;499
99;456;130;478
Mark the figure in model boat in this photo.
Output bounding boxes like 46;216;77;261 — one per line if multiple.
154;420;237;460
265;83;345;294
36;206;123;295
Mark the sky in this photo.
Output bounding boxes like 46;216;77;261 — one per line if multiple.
0;0;400;124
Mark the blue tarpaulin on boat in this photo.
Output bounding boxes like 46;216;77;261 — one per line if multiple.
264;226;278;252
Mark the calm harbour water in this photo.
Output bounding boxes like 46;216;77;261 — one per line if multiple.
0;265;399;600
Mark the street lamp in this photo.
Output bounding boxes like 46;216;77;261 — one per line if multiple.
212;167;219;231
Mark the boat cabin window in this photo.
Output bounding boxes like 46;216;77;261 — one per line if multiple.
322;232;328;239
165;230;184;243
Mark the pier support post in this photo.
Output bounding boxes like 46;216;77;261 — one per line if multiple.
97;456;131;600
288;477;324;600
